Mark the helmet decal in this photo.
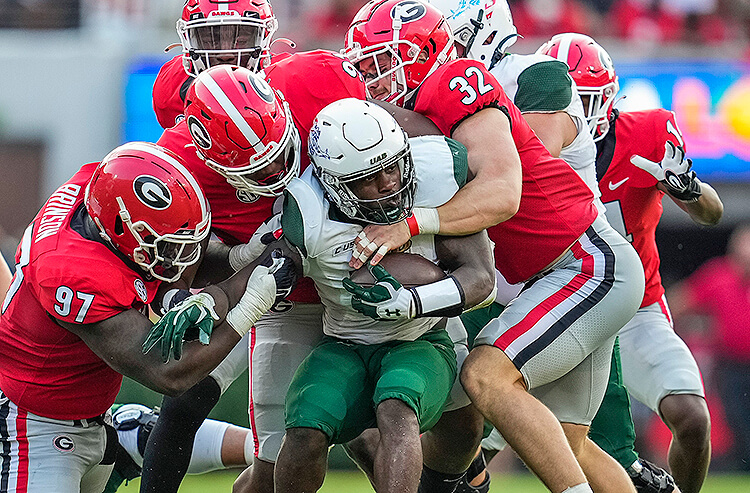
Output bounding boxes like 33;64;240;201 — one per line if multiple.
133;176;172;210
391;1;428;23
187;115;212;150
247;74;275;103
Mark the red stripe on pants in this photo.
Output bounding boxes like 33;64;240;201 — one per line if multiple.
494;241;595;350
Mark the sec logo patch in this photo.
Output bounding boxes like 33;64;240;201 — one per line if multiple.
134;278;148;302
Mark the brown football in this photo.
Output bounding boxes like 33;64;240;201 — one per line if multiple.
349;252;446;288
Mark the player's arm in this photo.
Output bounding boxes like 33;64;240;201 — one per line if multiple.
661;179;723;226
522;111;577;157
513;59;579;157
344;231;496;321
434;230;496;310
58;305;240;397
631;140;723;226
445;107;522;233
350;107;521;269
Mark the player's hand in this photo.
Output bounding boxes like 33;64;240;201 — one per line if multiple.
262;249;298;303
228;214;282;272
142;292;219;363
225;259;287;337
350;223;411;269
343;264;417;320
631;142;702;202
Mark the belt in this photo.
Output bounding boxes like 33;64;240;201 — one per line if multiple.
72;413;107;428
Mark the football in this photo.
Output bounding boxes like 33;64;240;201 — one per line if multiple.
349;251;446;288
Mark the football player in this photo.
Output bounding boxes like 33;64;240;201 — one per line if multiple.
0;142;284;493
344;1;646;491
541;33;723;493
152;0;278;129
154;98;497;493
142;55;369;493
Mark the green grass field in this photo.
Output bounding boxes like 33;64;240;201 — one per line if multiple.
118;470;750;492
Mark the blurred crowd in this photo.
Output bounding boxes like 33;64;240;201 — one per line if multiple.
2;0;750;50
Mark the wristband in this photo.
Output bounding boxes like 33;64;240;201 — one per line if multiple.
405;207;440;237
410;276;465;318
161;288;192;314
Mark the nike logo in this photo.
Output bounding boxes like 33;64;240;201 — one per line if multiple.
608;177;630;190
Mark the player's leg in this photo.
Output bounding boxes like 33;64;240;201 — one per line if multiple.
140;331;247;493
372;328;457;493
276;337;373;493
374;399;422;493
620;300;710;493
462;345;590;492
589;335;677;493
240;303;324;493
535;338;634;492
588;339;641;468
0;394;111;493
465;216;644;492
420;318;485;493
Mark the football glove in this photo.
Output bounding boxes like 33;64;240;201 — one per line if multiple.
228;214;283;272
142;292;219;363
226;255;293;336
631;141;702;202
343;264;417;321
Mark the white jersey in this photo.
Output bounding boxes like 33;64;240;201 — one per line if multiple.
282;135;467;344
491;53;603;212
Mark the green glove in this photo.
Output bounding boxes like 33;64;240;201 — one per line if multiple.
142;292;219;363
343;264;416;320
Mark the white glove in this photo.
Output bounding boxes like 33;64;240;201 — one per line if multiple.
228;214;282;272
631;142;702;202
225;260;281;336
343;264;416;321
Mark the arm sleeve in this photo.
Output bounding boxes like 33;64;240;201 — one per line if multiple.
514;60;574;113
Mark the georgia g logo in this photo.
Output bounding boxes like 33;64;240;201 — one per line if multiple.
134;176;172;210
390;0;427;24
247;74;275;104
187;115;212;150
53;435;75;452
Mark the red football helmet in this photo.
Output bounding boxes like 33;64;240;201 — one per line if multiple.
538;33;619;142
344;0;456;106
85;142;211;282
177;0;278;77
184;65;300;197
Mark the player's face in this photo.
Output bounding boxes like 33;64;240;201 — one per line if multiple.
357;53;401;101
190;24;263;67
349;163;402;206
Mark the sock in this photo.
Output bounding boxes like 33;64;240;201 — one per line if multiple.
562;483;593;493
418;465;465;493
116;426;143;467
466;452;486;482
588;338;640;469
140;376;221;493
186;419;231;474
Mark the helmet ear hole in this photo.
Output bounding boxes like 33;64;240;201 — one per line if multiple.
114;216;125;236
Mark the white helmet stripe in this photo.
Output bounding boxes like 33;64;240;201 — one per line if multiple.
122;142;210;228
555;34;573;67
201;74;267;154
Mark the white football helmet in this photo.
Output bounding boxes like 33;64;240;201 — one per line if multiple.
427;0;518;68
309;98;415;225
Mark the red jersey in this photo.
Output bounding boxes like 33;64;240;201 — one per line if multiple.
412;59;597;284
157;50;366;302
264;50;368;169
153;54;193;129
596;109;683;307
0;164;161;419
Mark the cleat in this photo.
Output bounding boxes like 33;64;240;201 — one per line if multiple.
112;404;159;457
627;458;676;493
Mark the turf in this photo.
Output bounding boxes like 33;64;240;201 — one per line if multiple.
118;470;750;492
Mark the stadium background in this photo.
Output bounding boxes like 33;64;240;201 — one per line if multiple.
0;0;749;489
